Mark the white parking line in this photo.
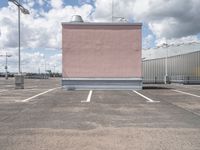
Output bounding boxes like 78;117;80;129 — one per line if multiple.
81;90;93;103
5;85;13;87
16;87;60;103
20;89;41;91
133;90;160;103
0;90;7;93
172;89;200;98
26;86;38;89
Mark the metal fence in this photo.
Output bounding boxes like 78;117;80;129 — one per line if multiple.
142;50;200;84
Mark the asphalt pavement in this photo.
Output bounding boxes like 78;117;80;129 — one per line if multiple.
0;78;200;150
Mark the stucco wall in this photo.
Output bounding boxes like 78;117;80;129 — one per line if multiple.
62;24;142;78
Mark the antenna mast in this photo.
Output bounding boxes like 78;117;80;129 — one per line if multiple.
112;0;113;22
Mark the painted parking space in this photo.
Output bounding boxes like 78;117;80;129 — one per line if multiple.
0;88;58;103
6;87;198;130
133;90;160;103
39;88;90;104
1;78;200;126
172;89;200;98
90;90;149;105
0;90;7;93
0;78;61;103
140;88;200;116
1;79;200;150
17;87;60;103
169;84;200;96
81;90;93;103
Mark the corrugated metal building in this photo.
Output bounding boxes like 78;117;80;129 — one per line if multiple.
142;42;200;84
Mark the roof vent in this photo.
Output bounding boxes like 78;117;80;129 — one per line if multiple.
113;17;128;23
71;15;84;23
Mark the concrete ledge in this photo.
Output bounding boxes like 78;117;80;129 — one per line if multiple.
62;78;142;90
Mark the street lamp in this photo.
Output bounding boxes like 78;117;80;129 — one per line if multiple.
163;43;169;84
8;0;29;74
53;65;56;73
8;0;30;89
0;53;12;80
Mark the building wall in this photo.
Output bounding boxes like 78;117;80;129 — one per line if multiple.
62;24;142;78
142;51;200;84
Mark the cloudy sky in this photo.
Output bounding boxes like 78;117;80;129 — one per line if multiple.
0;0;200;73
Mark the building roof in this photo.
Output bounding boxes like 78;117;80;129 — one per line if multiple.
142;42;200;60
62;22;142;26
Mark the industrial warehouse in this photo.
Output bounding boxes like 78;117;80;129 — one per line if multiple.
142;42;200;84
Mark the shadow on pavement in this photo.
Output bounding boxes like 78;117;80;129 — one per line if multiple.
143;85;172;90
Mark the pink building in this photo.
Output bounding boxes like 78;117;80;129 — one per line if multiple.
62;20;142;90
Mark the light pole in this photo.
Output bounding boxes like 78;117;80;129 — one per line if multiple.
53;65;56;73
0;53;12;80
8;0;29;89
9;0;29;74
43;56;47;73
38;67;40;74
163;43;169;84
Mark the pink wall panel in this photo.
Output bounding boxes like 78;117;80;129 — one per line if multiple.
62;24;142;78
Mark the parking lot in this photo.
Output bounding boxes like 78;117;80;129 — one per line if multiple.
0;78;200;150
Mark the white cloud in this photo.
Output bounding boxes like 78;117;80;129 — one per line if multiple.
2;0;200;49
0;1;93;73
50;0;63;9
49;53;62;73
143;34;154;49
1;0;200;73
0;48;62;73
92;0;200;43
156;35;200;46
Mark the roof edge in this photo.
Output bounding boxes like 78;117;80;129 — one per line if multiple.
62;22;142;26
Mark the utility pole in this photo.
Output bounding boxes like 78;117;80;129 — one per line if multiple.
0;53;12;80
